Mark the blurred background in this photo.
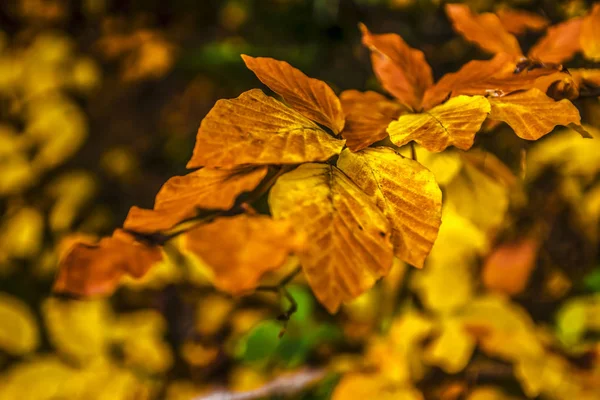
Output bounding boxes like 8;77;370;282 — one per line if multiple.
0;0;599;399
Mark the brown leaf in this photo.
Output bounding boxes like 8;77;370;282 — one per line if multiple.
360;23;433;111
387;95;490;152
339;90;405;151
123;166;267;234
53;229;163;296
482;238;539;296
445;4;522;56
186;89;345;168
488;89;582;140
496;8;550;35
580;4;600;61
528;18;583;64
269;163;394;313
242;55;345;133
181;215;304;295
337;147;442;268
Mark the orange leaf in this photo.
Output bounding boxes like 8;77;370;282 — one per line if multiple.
53;229;163;296
269;163;394;313
123;166;267;233
186;89;345;168
488;89;582;140
181;215;303;295
360;23;433;111
580;4;600;61
496;8;550;35
482;239;539;296
528;17;583;63
339;90;404;151
241;55;345;134
445;4;522;56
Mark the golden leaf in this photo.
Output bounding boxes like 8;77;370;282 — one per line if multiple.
124;166;267;233
180;214;303;295
445;4;522;56
186;89;345;168
340;90;404;151
387;95;490;152
528;18;583;63
53;229;163;296
488;88;582;140
424;318;476;374
241;55;344;134
333;373;423;400
269;163;393;313
337;147;442;268
496;8;549;35
360;24;433;111
580;4;600;61
0;293;39;356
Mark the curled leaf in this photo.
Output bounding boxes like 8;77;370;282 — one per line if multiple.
269;163;393;313
242;55;345;133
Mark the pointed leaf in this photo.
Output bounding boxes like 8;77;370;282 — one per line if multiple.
488;89;582;140
181;215;304;295
337;147;441;268
528;18;582;63
186;89;345;168
580;4;600;61
387;95;490;152
360;23;433;110
241;55;345;133
124;166;267;233
269;163;394;313
496;8;550;35
339;90;404;151
445;4;522;56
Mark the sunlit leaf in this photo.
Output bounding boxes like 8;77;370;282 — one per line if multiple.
242;55;345;134
424;318;475;374
360;23;433;111
186;89;345;168
580;4;600;61
269;163;394;313
124;166;267;233
387;95;490;152
333;373;423;400
340;90;404;151
528;18;583;63
0;293;39;355
337;147;442;268
180;214;304;295
445;4;522;56
496;8;549;35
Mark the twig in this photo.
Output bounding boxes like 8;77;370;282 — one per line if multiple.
256;266;302;337
410;142;417;161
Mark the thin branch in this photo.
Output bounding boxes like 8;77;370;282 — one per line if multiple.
410;142;417;161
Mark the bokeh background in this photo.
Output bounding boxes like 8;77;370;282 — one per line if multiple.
1;0;599;399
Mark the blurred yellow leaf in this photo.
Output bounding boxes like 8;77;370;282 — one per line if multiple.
0;292;39;355
333;373;423;400
580;3;600;61
195;294;235;336
47;171;97;232
0;207;44;259
424;318;475;374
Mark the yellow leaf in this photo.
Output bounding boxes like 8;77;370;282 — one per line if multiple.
47;171;97;232
180;214;304;295
424;318;475;374
269;163;393;313
488;89;582;140
241;55;345;134
528;18;583;64
580;4;600;61
398;146;463;186
387;96;490;152
445;4;522;56
337;147;442;268
340;90;404;151
496;8;549;35
333;373;423;400
124;166;267;233
0;292;39;355
360;24;433;111
186;89;344;168
0;207;44;260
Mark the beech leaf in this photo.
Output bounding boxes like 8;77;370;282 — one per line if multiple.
186;89;345;168
337;147;442;268
496;8;550;35
241;55;345;134
580;4;600;62
269;163;394;313
528;18;583;64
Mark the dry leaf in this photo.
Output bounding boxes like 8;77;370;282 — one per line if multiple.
488;88;582;140
528;18;583;63
186;89;345;168
482;238;539;296
580;4;600;61
180;214;303;295
387;95;490;152
269;163;393;313
445;4;522;56
496;8;550;35
123;166;267;233
360;23;433;111
337;147;442;268
340;90;404;151
53;229;163;296
241;55;345;133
